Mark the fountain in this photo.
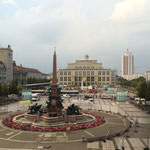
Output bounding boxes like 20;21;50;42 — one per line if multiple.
2;50;105;132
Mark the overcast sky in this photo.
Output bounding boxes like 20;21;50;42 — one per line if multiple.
0;0;150;74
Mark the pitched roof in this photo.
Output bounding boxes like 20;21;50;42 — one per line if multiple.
14;65;41;73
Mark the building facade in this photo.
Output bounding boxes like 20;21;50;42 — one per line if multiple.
0;45;13;83
58;55;116;87
13;65;42;85
123;72;150;81
122;49;134;76
0;61;6;83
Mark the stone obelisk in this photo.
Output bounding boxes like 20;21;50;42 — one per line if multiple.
47;49;62;117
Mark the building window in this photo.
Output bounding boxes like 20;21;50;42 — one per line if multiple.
83;71;86;76
107;71;110;75
102;77;105;81
91;77;94;81
98;77;101;81
75;66;78;69
91;71;94;76
87;66;90;69
60;77;63;81
64;71;67;75
98;71;101;75
68;77;71;81
107;77;110;81
112;77;114;81
87;77;90;81
103;71;105;75
75;71;78;76
75;77;78;81
60;71;63;75
79;71;82;76
91;66;94;69
87;71;90;75
79;77;82;81
68;71;71;75
83;66;86;69
64;77;67;81
79;66;82;69
112;72;115;76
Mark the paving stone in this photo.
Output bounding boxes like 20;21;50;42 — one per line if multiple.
87;141;99;149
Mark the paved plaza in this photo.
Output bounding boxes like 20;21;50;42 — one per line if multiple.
0;93;150;150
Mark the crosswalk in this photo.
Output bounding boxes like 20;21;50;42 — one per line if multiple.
87;137;150;150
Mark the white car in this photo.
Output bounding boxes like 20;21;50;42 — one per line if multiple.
89;98;94;103
62;94;70;98
101;95;112;99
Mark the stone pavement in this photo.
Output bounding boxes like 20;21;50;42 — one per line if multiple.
0;137;149;150
0;96;150;149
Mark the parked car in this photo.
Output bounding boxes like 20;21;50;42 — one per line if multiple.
31;93;40;101
101;95;112;99
89;98;94;103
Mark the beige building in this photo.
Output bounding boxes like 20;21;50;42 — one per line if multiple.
13;64;42;85
0;45;13;83
0;61;6;83
58;55;116;87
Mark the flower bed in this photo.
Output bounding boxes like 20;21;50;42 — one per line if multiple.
2;113;105;132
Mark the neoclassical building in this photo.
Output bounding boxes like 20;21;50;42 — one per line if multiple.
58;55;116;87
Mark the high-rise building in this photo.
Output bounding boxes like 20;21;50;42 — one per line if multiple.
122;49;134;76
0;45;13;83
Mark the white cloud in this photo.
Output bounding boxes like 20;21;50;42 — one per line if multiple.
3;0;17;6
110;0;147;20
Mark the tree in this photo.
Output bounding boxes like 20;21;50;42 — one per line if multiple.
1;83;9;97
9;81;18;94
146;82;150;100
17;84;22;92
136;81;147;98
0;83;2;96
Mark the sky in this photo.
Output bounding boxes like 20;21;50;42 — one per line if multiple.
0;0;150;74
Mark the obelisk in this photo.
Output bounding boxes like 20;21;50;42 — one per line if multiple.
47;49;62;117
51;49;58;95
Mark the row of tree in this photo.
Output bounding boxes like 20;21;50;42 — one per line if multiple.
27;78;50;84
118;77;150;100
0;81;22;97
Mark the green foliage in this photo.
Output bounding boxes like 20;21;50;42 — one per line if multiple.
17;84;22;92
117;77;130;87
9;80;18;94
118;77;150;100
27;77;50;84
1;83;9;97
0;83;2;96
136;81;147;98
146;82;150;100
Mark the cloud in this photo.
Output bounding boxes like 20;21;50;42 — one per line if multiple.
3;0;17;6
0;0;150;73
110;0;147;20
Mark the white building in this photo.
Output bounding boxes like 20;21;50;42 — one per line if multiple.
122;49;134;76
123;72;150;81
58;55;116;87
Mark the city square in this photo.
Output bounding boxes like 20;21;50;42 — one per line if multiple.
0;0;150;150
